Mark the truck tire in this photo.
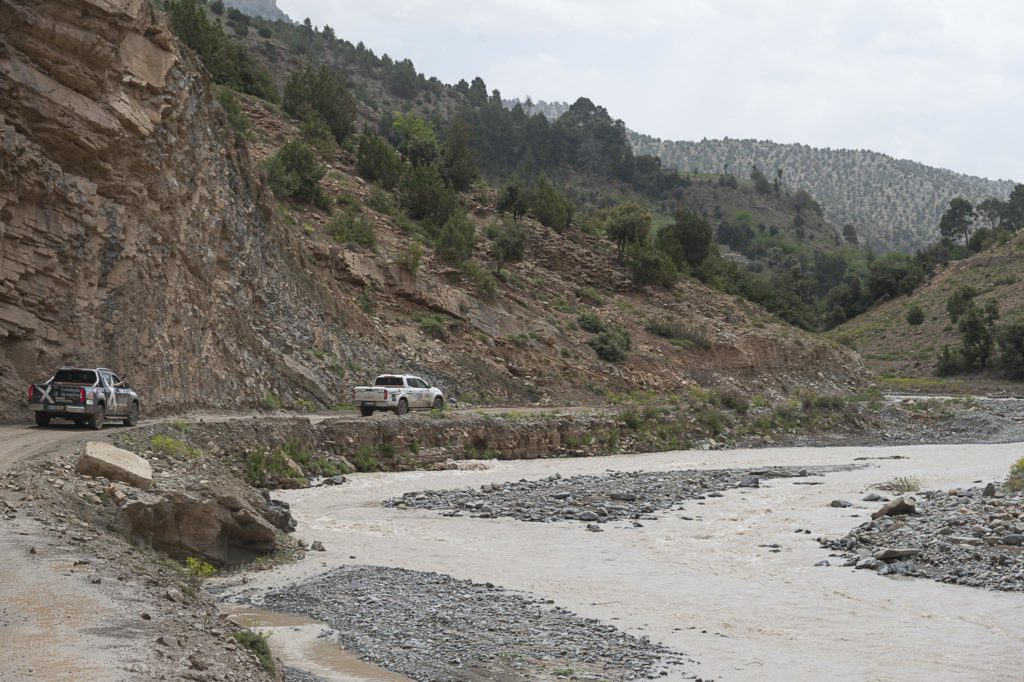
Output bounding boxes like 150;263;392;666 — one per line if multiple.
34;413;50;427
125;401;140;426
432;396;444;411
396;399;409;416
359;405;374;417
88;404;105;431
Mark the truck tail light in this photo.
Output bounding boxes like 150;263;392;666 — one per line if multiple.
28;385;34;401
383;389;389;399
80;387;86;403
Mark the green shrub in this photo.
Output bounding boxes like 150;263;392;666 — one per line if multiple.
265;139;328;208
996;321;1024;380
800;394;845;411
434;212;476;265
645;320;711;349
299;112;336;153
261;392;283;409
400;164;458;227
185;556;217;580
906;304;925;326
488;218;527;273
624;241;677;288
216;87;249;136
713;390;749;413
149;434;200;458
233;630;276;674
946;285;978;323
1007;457;1024;492
357;287;374;314
283;63;356;143
356;132;404;189
326;210;375;248
352;446;380;472
577;312;605;333
257;26;271;38
399;241;423;274
587;326;631;363
935;345;964;376
415;313;448;340
461;261;496;299
529;177;573;232
576;286;605;307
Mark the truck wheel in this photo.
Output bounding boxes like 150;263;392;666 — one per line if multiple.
34;413;50;427
432;397;444;411
125;401;140;426
88;404;105;431
359;405;374;417
396;399;409;416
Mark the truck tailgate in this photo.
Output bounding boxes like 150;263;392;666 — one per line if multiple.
353;387;390;402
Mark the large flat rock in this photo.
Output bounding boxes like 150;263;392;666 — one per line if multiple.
76;441;152;489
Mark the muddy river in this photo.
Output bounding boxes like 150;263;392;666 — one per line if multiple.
224;443;1024;681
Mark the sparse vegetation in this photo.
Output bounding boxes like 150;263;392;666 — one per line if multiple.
1007;457;1024;492
326;210;375;248
265;139;328;209
232;630;277;675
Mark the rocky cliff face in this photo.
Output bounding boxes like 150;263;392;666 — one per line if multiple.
0;0;868;424
0;0;345;416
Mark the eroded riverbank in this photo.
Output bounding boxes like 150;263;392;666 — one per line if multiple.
219;442;1024;681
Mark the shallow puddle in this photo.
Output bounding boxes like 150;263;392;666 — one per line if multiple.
223;605;412;681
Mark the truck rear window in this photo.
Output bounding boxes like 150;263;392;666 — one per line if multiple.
374;376;404;387
52;369;97;385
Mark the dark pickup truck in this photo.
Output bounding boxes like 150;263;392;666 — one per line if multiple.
28;366;140;430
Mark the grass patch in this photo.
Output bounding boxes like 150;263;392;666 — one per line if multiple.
879;475;922;493
149;434;201;458
414;312;448;340
233;630;276;675
645;320;711;350
1006;457;1024;492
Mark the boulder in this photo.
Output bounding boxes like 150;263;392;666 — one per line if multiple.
120;490;276;564
871;497;916;519
77;442;152;490
873;548;921;560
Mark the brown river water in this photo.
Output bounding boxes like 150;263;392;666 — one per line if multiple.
222;443;1024;681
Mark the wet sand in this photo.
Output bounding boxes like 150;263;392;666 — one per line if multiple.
227;443;1024;681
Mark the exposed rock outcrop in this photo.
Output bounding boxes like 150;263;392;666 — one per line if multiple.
0;0;347;417
120;490;277;564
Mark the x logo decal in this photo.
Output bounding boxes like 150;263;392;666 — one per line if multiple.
38;385;54;404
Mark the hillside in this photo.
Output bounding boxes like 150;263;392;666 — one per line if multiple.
223;0;289;22
630;133;1017;253
832;230;1024;379
0;0;866;422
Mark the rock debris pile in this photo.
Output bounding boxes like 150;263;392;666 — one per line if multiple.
383;465;858;525
820;485;1024;591
250;566;695;681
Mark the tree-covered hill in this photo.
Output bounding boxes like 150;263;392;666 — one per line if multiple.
629;133;1017;253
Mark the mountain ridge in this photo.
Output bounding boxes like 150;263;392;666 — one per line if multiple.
503;98;1016;253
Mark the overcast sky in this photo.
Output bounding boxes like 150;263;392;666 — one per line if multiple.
278;1;1023;181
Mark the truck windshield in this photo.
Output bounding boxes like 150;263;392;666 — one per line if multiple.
374;376;404;387
52;369;97;385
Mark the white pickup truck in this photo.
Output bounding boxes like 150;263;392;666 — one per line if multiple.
351;374;444;417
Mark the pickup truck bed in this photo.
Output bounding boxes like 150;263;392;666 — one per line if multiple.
352;374;444;416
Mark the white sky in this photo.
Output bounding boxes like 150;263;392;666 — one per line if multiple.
278;0;1024;181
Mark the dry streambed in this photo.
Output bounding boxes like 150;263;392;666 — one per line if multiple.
233;566;693;681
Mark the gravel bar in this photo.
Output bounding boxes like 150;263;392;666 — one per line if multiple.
247;566;695;681
820;485;1024;591
383;465;860;527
